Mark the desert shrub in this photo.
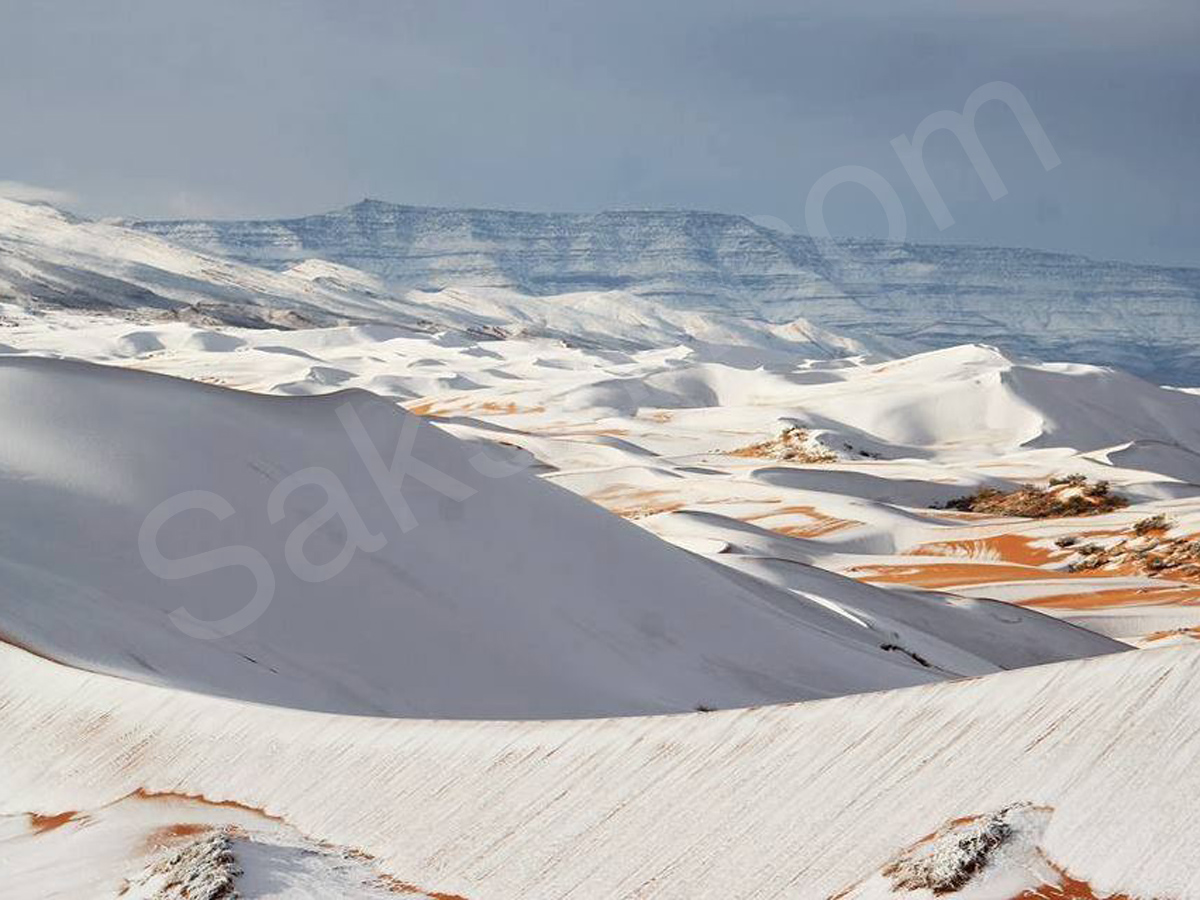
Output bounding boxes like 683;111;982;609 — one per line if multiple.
941;488;1003;512
939;480;1127;518
1050;473;1087;487
729;426;836;463
883;808;1019;895
1134;514;1172;536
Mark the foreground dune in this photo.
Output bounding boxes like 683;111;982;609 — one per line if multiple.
3;641;1199;898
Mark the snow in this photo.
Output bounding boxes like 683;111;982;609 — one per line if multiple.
0;352;1130;720
0;197;894;362
0;791;431;899
130;198;1200;384
3;641;1200;898
4;195;1200;896
7;281;1200;651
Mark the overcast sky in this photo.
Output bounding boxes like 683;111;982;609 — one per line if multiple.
1;0;1196;265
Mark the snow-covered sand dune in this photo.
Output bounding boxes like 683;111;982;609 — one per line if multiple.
6;296;1200;651
0;355;1124;719
10;294;1200;644
2;640;1198;898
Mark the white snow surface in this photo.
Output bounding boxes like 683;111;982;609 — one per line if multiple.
129;198;1200;384
5;197;1200;896
3;641;1200;898
0;354;1124;718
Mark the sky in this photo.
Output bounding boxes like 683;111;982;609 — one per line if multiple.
1;0;1197;266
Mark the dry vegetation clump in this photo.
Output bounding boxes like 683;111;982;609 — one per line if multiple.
729;425;837;463
123;832;242;900
1064;517;1200;579
883;807;1018;895
940;479;1128;518
1049;473;1088;487
1134;514;1171;536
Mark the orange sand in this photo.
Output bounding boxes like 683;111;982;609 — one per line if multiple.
914;533;1062;566
1023;585;1200;610
854;562;1075;588
744;504;861;538
28;811;80;834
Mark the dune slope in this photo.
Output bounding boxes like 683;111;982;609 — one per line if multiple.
0;355;1128;718
1;641;1198;898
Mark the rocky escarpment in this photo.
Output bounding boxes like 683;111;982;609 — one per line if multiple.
132;200;1200;383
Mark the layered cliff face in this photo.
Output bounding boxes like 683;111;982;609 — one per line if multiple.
129;201;841;309
131;200;1200;383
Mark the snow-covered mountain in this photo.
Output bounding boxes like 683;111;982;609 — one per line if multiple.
131;199;1200;383
0;197;896;361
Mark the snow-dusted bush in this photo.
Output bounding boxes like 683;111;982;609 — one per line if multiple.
882;806;1022;894
126;831;241;900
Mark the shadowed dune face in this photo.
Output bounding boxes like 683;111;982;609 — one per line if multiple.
0;356;973;719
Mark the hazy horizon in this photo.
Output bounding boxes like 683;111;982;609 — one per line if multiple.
2;0;1196;266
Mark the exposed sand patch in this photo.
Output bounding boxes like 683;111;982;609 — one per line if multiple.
130;788;285;824
476;400;544;415
1144;625;1200;643
914;533;1062;567
410;398;545;417
743;503;861;538
853;535;1198;590
1011;870;1135;899
28;810;81;833
854;562;1076;588
588;485;687;519
141;822;215;853
1021;585;1200;610
405;400;445;417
